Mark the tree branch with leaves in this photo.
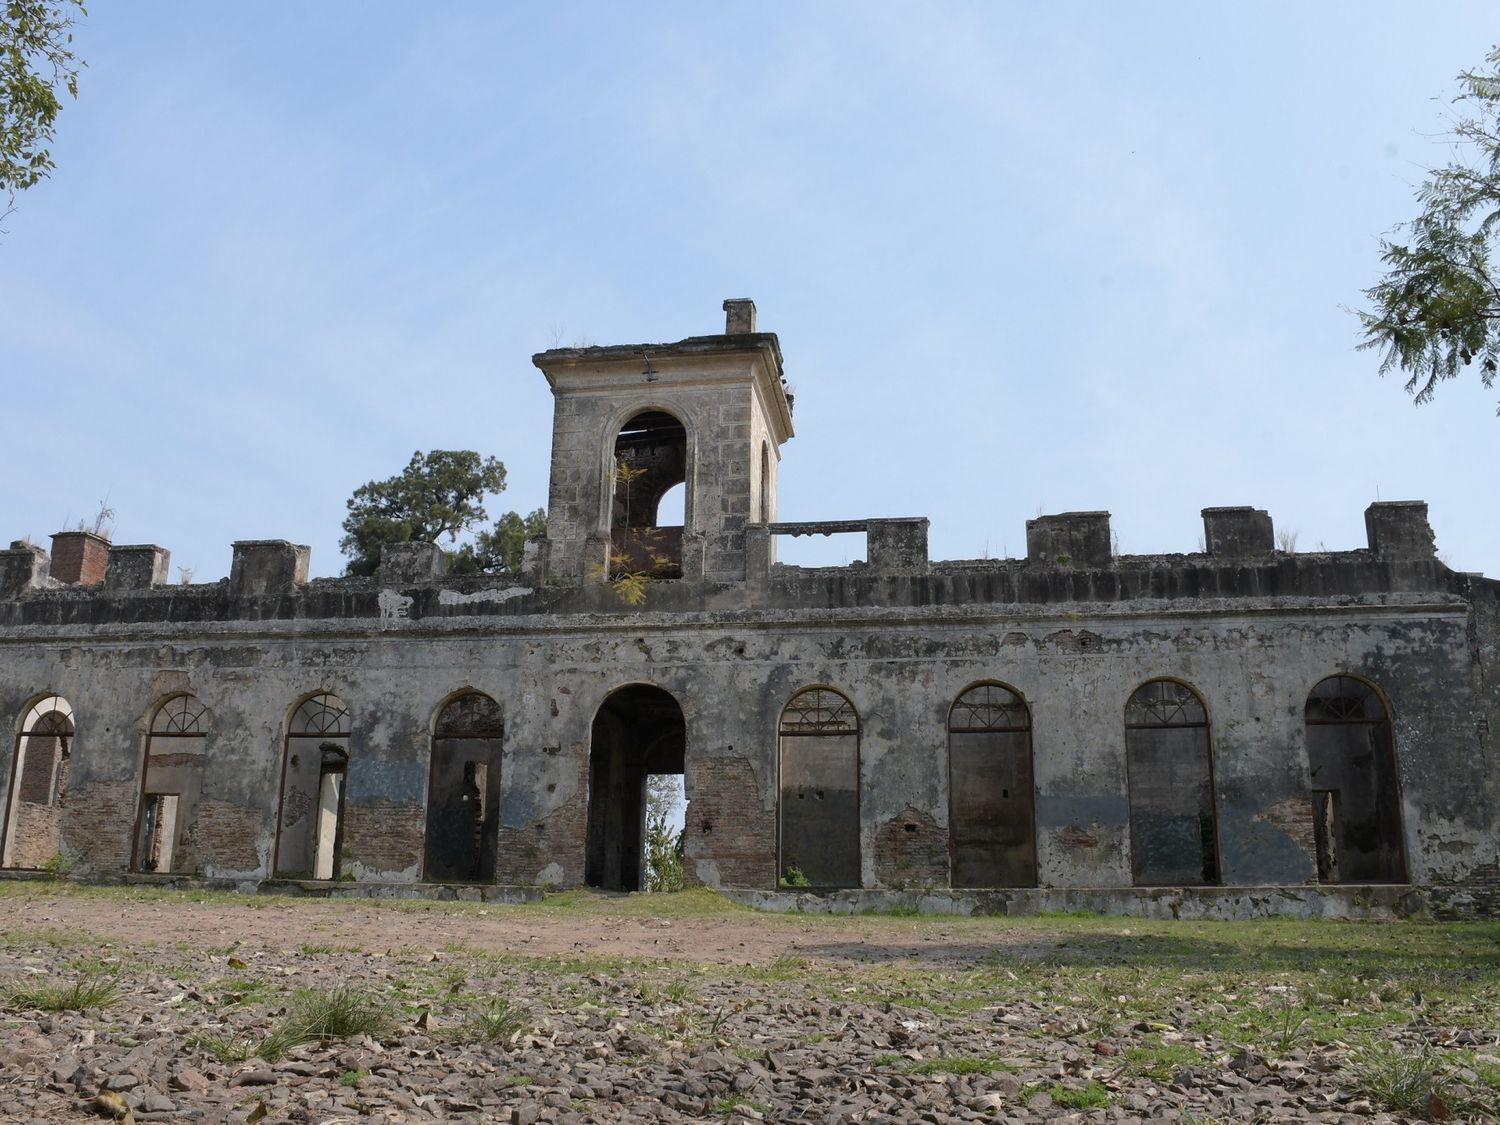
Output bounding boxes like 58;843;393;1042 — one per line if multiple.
1;0;86;222
1360;45;1500;413
340;449;542;577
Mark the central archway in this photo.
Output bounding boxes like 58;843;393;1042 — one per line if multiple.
585;685;685;891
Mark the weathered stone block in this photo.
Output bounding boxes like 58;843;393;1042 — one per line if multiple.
1202;507;1274;558
867;518;930;573
0;542;49;597
745;524;771;580
722;297;757;334
105;544;170;590
229;540;310;598
1026;512;1112;568
1365;501;1436;560
378;542;445;584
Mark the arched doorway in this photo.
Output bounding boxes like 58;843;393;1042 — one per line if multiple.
1124;679;1219;886
1304;675;1406;884
425;691;503;883
2;695;74;869
132;694;210;874
948;682;1036;887
585;685;685;891
274;693;351;880
778;687;860;888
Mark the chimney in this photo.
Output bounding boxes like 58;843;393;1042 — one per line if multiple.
723;298;757;335
50;530;110;585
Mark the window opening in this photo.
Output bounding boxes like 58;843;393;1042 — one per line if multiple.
1304;676;1406;883
1125;679;1219;886
132;694;209;874
778;688;860;888
425;691;503;883
2;695;75;870
610;410;686;579
948;683;1036;887
275;693;352;880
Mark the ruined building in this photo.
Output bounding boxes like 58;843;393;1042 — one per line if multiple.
2;300;1497;917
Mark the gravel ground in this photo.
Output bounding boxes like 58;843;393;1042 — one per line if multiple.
0;888;1496;1124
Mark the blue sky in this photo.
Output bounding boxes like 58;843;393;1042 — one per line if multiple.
4;4;1498;580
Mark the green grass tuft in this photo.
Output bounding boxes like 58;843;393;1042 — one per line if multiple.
456;996;529;1044
906;1053;1007;1076
5;973;119;1012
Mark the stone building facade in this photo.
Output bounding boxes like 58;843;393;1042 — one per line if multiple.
1;299;1496;917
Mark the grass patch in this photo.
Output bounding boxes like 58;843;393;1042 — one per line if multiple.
455;997;529;1044
746;955;810;982
1124;1040;1201;1080
906;1053;1007;1076
194;986;389;1064
1026;1080;1110;1109
283;986;389;1042
217;978;273;1007
713;1095;772;1117
5;973;119;1012
1347;1040;1500;1120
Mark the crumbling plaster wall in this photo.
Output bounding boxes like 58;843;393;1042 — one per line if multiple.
0;589;1489;893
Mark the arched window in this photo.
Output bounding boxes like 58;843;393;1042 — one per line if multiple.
610;410;686;579
275;693;351;880
778;688;860;888
1305;676;1406;883
1125;680;1219;885
133;694;210;874
2;695;74;869
426;692;504;883
948;683;1036;887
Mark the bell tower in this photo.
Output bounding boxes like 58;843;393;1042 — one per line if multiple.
531;299;794;585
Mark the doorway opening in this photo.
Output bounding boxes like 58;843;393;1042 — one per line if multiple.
2;695;74;870
425;691;503;883
585;685;685;891
274;693;351;880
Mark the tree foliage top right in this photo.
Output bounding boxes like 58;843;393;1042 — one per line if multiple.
1361;45;1500;414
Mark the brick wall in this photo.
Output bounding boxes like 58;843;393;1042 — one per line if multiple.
16;736;61;803
343;798;425;878
495;779;589;886
875;806;949;889
49;531;109;585
194;798;265;874
60;780;137;870
7;801;62;867
684;755;774;888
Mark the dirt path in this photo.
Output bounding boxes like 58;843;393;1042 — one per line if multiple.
9;890;1053;967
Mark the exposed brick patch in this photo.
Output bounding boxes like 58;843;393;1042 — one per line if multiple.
495;783;588;887
49;531;109;586
684;755;773;888
194;799;265;874
7;801;62;867
343;799;424;878
17;736;63;802
875;806;948;890
60;781;137;871
1252;795;1318;873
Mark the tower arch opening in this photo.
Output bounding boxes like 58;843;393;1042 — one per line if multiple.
610;410;687;579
